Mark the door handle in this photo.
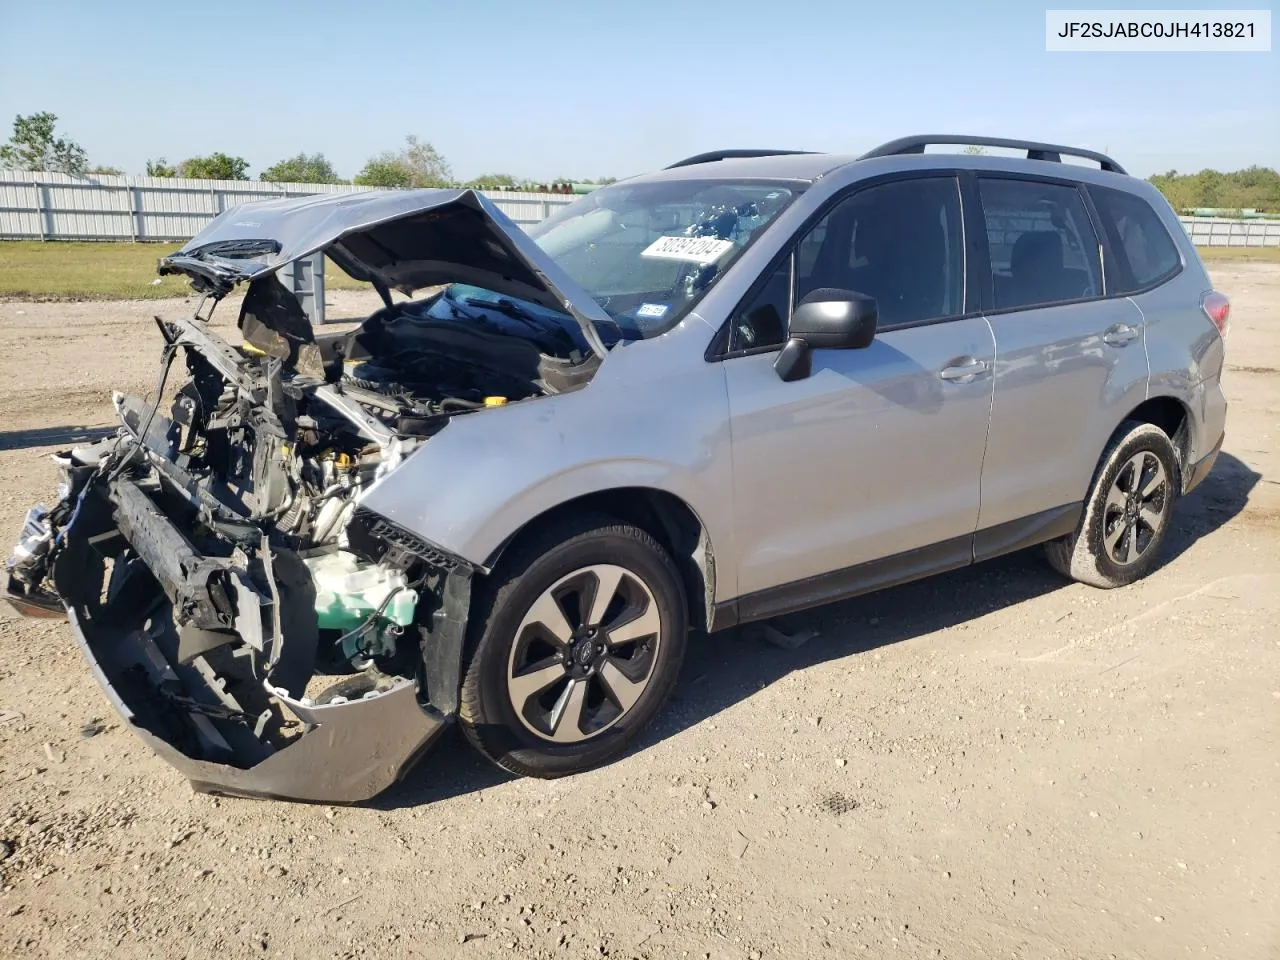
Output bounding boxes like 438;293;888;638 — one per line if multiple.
938;357;990;383
1102;322;1140;347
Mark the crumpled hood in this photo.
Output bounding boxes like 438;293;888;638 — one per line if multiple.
158;188;609;358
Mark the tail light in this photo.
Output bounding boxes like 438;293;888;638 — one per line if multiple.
1201;290;1230;337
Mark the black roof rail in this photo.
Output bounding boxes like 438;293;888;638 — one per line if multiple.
665;149;817;170
858;135;1127;175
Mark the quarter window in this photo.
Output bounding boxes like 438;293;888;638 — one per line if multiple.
978;178;1102;310
728;256;792;352
1089;186;1181;293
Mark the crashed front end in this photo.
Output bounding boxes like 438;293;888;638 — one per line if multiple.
6;320;476;803
4;188;606;802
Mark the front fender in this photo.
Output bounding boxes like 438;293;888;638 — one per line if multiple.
358;328;738;594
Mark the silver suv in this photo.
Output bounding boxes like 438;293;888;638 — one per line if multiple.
7;135;1229;802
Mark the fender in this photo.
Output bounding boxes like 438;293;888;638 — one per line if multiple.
357;321;740;598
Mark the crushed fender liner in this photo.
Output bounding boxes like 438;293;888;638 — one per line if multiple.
47;467;454;803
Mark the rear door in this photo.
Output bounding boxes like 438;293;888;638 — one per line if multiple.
721;175;996;607
973;175;1149;547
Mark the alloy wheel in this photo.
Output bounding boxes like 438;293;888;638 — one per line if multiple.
506;564;663;743
1102;450;1169;565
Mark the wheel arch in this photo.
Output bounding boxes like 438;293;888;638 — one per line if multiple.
1116;394;1195;489
483;487;716;634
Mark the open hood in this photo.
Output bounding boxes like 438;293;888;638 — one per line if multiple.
158;188;610;358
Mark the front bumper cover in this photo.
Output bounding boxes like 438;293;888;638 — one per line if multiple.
10;463;460;803
70;602;448;803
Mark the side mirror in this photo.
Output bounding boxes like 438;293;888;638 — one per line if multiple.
774;289;878;382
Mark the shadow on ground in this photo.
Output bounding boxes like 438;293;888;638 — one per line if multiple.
1165;450;1263;558
0;425;116;452
368;452;1260;810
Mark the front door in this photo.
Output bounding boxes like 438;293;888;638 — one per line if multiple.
720;176;996;606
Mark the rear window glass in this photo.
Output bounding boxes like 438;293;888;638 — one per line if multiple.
1089;186;1181;293
978;178;1102;311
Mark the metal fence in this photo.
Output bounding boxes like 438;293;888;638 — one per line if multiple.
1180;216;1280;247
2;170;1278;246
0;170;576;241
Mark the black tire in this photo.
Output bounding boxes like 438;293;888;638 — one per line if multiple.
459;515;687;778
1046;420;1180;588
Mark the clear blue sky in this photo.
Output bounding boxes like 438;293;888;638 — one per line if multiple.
0;0;1275;180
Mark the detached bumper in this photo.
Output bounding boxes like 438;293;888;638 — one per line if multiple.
13;468;452;803
70;603;448;802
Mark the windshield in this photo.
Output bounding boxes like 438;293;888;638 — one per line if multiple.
526;179;801;340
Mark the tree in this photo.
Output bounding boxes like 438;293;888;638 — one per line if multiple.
261;152;342;184
87;164;123;176
1148;167;1280;212
354;136;452;188
178;152;250;180
353;156;413;188
401;135;452;186
146;158;177;178
464;172;523;188
962;145;987;155
0;112;88;174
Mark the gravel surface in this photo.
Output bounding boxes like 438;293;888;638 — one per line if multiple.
0;270;1276;960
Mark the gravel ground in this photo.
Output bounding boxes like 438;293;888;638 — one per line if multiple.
0;269;1276;960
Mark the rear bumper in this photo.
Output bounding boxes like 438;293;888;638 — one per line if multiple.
1185;431;1224;494
11;466;451;803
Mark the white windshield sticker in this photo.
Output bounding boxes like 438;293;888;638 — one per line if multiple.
640;235;735;265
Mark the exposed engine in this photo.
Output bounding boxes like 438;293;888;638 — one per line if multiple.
0;186;613;802
129;281;581;674
9;276;586;690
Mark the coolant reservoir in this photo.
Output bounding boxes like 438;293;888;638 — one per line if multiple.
303;551;417;630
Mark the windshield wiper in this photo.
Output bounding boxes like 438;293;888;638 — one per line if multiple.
441;287;484;322
461;295;546;331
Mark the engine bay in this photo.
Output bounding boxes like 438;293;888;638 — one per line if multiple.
144;277;590;672
4;276;593;773
0;187;623;801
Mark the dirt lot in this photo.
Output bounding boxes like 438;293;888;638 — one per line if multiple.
0;268;1277;960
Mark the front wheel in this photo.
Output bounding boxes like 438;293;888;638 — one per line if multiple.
1046;420;1179;588
459;517;687;778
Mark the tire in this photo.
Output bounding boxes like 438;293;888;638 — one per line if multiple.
1045;420;1180;589
459;515;687;778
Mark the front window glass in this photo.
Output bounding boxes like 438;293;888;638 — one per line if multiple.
527;179;800;340
795;176;966;328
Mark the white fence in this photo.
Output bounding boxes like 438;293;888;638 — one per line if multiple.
1180;216;1280;248
0;170;576;241
1;170;1277;246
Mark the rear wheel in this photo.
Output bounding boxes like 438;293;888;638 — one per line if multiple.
1046;420;1179;588
459;517;687;778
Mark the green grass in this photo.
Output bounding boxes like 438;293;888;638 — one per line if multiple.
1194;245;1280;262
0;241;368;301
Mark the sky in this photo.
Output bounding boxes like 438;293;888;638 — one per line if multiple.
0;0;1275;182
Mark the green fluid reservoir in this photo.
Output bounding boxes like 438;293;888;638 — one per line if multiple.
303;551;417;631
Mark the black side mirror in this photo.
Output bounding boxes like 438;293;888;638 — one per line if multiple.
774;289;878;382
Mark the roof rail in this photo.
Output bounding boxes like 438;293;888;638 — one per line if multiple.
858;135;1127;175
665;149;817;170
